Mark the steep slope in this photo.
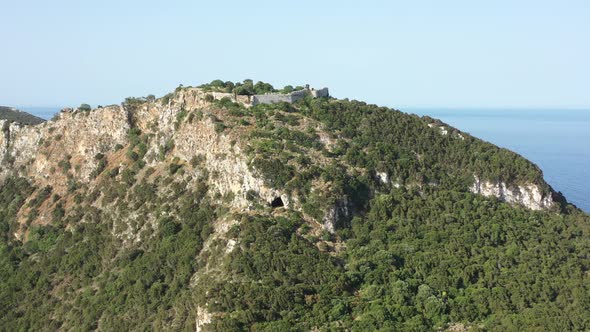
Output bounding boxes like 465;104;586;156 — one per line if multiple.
0;106;46;125
0;81;587;331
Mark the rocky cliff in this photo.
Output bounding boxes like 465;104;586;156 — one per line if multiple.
1;106;129;189
0;89;302;240
0;86;563;240
470;176;554;210
2;81;585;331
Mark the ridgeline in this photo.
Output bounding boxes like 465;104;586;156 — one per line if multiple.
0;80;587;331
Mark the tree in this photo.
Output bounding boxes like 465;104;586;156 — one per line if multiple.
254;81;275;94
210;79;225;88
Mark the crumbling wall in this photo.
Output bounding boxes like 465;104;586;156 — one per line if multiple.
205;86;329;106
311;87;329;98
211;92;234;101
251;93;294;105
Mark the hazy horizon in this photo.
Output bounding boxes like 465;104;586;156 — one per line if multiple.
2;0;590;109
14;103;590;114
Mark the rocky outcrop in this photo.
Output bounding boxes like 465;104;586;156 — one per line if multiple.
0;106;130;191
470;176;553;210
376;171;389;184
195;306;212;332
1;88;304;240
129;88;290;210
173;115;288;208
2;85;559;242
323;198;352;233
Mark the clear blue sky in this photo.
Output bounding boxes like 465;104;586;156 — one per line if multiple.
1;0;589;109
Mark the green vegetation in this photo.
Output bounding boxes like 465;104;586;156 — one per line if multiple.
198;193;590;331
298;98;547;189
1;174;588;330
199;79;305;96
90;153;107;179
0;174;214;330
78;103;92;112
0;106;45;125
0;83;587;331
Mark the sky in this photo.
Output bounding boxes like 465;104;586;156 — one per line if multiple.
1;0;589;110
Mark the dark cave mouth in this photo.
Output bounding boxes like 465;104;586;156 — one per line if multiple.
270;196;284;208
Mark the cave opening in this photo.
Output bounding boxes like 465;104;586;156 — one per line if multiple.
270;196;284;208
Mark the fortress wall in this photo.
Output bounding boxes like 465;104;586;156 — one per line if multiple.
252;94;294;105
290;90;308;103
211;92;235;101
311;88;329;98
209;92;251;105
290;90;308;97
206;87;328;107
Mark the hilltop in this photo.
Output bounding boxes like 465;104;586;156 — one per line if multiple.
0;80;588;331
0;106;45;125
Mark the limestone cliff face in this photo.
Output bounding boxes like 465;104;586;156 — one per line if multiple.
1;106;130;192
0;89;300;240
322;198;351;233
173;117;288;208
1;87;561;242
470;176;554;210
131;88;289;209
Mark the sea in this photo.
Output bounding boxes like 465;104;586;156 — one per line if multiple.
408;108;590;213
19;107;59;121
20;106;590;213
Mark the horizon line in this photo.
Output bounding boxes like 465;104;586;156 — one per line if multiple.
9;104;590;112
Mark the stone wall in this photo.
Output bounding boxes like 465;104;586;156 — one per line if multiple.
251;87;328;106
251;93;294;105
311;87;329;98
210;92;234;101
204;86;329;107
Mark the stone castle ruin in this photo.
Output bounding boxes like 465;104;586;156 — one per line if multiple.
208;84;329;107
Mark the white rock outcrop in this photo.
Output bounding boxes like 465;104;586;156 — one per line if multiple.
195;306;212;332
1;106;130;187
323;199;351;233
376;171;388;184
470;176;553;210
173;117;287;208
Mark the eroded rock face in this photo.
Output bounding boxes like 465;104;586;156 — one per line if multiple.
195;306;212;332
1;120;42;173
376;171;389;184
323;199;351;233
470;176;553;210
0;107;130;190
1;87;559;243
1;89;302;241
173;117;288;208
129;88;290;210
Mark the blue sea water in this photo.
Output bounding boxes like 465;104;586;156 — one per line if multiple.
408;108;590;213
21;106;590;212
19;107;60;120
